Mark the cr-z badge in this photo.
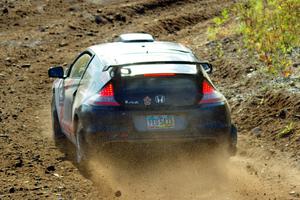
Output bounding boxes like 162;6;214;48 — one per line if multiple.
154;95;166;104
143;96;152;106
124;100;139;105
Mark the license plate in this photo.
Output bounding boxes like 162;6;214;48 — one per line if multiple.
146;115;175;129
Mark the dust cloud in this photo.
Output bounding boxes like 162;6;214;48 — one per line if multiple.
83;145;268;200
38;106;299;200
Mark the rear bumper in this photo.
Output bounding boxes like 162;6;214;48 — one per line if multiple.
77;102;232;144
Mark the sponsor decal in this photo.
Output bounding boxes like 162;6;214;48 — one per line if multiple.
143;96;152;106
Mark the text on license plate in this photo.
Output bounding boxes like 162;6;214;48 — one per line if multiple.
146;115;175;129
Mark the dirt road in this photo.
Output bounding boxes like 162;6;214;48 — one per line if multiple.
0;0;299;199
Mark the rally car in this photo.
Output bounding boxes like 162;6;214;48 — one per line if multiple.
48;33;237;163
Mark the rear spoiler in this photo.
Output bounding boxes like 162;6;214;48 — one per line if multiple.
103;61;213;74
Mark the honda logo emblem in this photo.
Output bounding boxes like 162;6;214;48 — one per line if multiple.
155;95;166;104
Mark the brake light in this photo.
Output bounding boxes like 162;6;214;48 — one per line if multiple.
87;83;120;106
202;80;214;94
143;73;176;77
199;80;225;104
99;83;114;97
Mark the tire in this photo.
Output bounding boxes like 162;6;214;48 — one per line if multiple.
228;124;237;156
51;96;65;141
212;125;237;157
75;120;91;165
52;96;76;157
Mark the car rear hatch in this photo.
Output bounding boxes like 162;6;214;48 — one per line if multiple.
116;74;200;108
113;64;203;134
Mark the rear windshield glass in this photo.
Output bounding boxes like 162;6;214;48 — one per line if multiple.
123;76;198;93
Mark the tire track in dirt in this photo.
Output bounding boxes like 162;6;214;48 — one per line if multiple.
144;6;223;36
100;0;213;17
99;0;232;39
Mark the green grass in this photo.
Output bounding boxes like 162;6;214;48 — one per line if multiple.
277;122;295;138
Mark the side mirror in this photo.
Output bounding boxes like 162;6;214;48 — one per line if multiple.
201;63;213;74
48;66;64;78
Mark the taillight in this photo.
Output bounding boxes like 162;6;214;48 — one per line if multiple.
99;83;114;97
199;80;225;104
87;83;120;106
202;80;214;94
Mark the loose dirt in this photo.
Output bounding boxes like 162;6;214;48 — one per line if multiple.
0;0;299;199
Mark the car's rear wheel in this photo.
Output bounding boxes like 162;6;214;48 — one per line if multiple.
75;120;92;165
210;125;237;158
229;124;237;155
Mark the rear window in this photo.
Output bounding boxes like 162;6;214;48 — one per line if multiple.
123;77;198;93
115;75;200;107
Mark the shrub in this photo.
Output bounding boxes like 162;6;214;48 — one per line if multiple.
208;0;300;76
